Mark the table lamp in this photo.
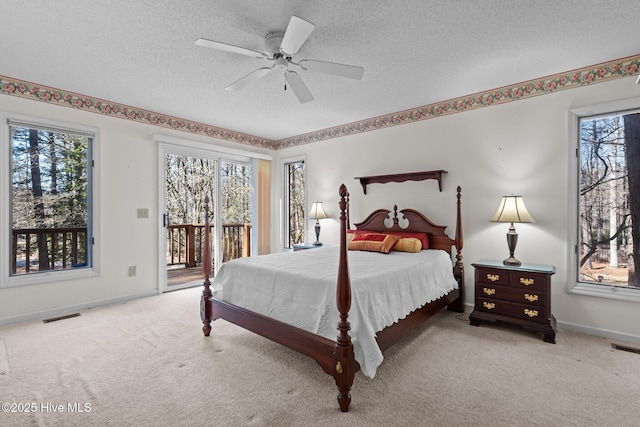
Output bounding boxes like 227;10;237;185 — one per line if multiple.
309;201;328;246
490;195;535;266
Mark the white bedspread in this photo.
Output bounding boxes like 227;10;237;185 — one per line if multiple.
212;246;458;378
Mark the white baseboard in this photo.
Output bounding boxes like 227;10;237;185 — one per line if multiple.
0;289;159;327
557;320;640;345
462;302;640;345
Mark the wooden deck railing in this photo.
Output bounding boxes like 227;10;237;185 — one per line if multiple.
11;223;251;275
167;223;251;267
11;227;88;274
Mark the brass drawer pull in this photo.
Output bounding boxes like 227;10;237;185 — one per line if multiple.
483;302;496;310
524;309;539;317
520;277;534;286
524;293;539;302
483;287;496;296
487;274;500;282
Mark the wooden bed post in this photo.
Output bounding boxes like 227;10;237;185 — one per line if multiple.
201;195;213;337
448;186;465;313
333;184;355;412
346;191;351;230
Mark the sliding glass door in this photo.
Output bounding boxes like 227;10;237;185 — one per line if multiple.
159;143;253;292
164;152;216;290
220;161;252;262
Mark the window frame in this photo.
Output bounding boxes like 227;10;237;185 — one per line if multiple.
0;112;100;288
568;97;640;303
281;155;306;250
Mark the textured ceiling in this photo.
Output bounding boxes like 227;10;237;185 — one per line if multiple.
1;0;640;142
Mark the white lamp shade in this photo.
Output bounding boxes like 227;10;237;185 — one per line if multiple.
491;196;535;223
309;201;328;220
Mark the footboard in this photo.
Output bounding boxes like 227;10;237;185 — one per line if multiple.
199;184;464;413
210;297;339;376
200;184;358;411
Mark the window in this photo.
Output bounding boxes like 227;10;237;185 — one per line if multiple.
283;158;305;248
569;99;640;301
1;114;99;287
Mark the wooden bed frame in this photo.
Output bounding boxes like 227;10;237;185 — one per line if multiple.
200;184;464;412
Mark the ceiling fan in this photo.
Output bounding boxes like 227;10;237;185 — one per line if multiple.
195;16;364;103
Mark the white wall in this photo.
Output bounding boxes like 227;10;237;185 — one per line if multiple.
274;76;640;343
0;95;271;323
2;75;638;343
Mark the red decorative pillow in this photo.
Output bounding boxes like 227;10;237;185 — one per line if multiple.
348;232;401;254
383;231;429;249
347;229;374;244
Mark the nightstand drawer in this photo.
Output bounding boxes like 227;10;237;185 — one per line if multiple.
476;284;544;307
477;298;547;323
471;260;556;343
476;268;509;286
510;271;549;291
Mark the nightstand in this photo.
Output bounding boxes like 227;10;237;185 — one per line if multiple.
292;244;322;251
469;259;557;343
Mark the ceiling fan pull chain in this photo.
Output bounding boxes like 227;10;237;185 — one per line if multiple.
284;73;287;91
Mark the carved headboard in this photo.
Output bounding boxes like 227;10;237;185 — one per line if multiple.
353;206;454;254
351;186;463;257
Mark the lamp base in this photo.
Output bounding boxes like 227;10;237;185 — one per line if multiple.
313;221;322;247
504;224;521;266
503;257;521;266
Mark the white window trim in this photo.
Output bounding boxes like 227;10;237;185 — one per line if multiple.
567;97;640;303
280;155;307;250
151;134;272;162
0;112;101;288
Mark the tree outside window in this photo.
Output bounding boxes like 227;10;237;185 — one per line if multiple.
284;160;305;248
578;111;639;288
10;124;92;275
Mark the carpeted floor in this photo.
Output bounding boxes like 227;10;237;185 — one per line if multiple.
0;287;639;427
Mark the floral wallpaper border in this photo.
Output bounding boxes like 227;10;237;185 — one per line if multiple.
0;77;276;149
275;54;640;149
2;54;639;151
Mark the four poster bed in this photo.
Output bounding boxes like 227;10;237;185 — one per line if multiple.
200;184;464;412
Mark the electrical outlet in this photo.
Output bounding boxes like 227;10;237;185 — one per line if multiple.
137;208;149;219
128;266;136;277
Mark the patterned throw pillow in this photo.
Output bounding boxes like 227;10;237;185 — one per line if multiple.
347;233;401;254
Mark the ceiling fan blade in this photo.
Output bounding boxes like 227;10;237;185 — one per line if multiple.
225;67;273;91
298;59;364;80
286;71;314;103
195;38;267;59
280;16;315;56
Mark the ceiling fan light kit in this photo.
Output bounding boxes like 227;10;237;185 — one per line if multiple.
196;15;364;103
